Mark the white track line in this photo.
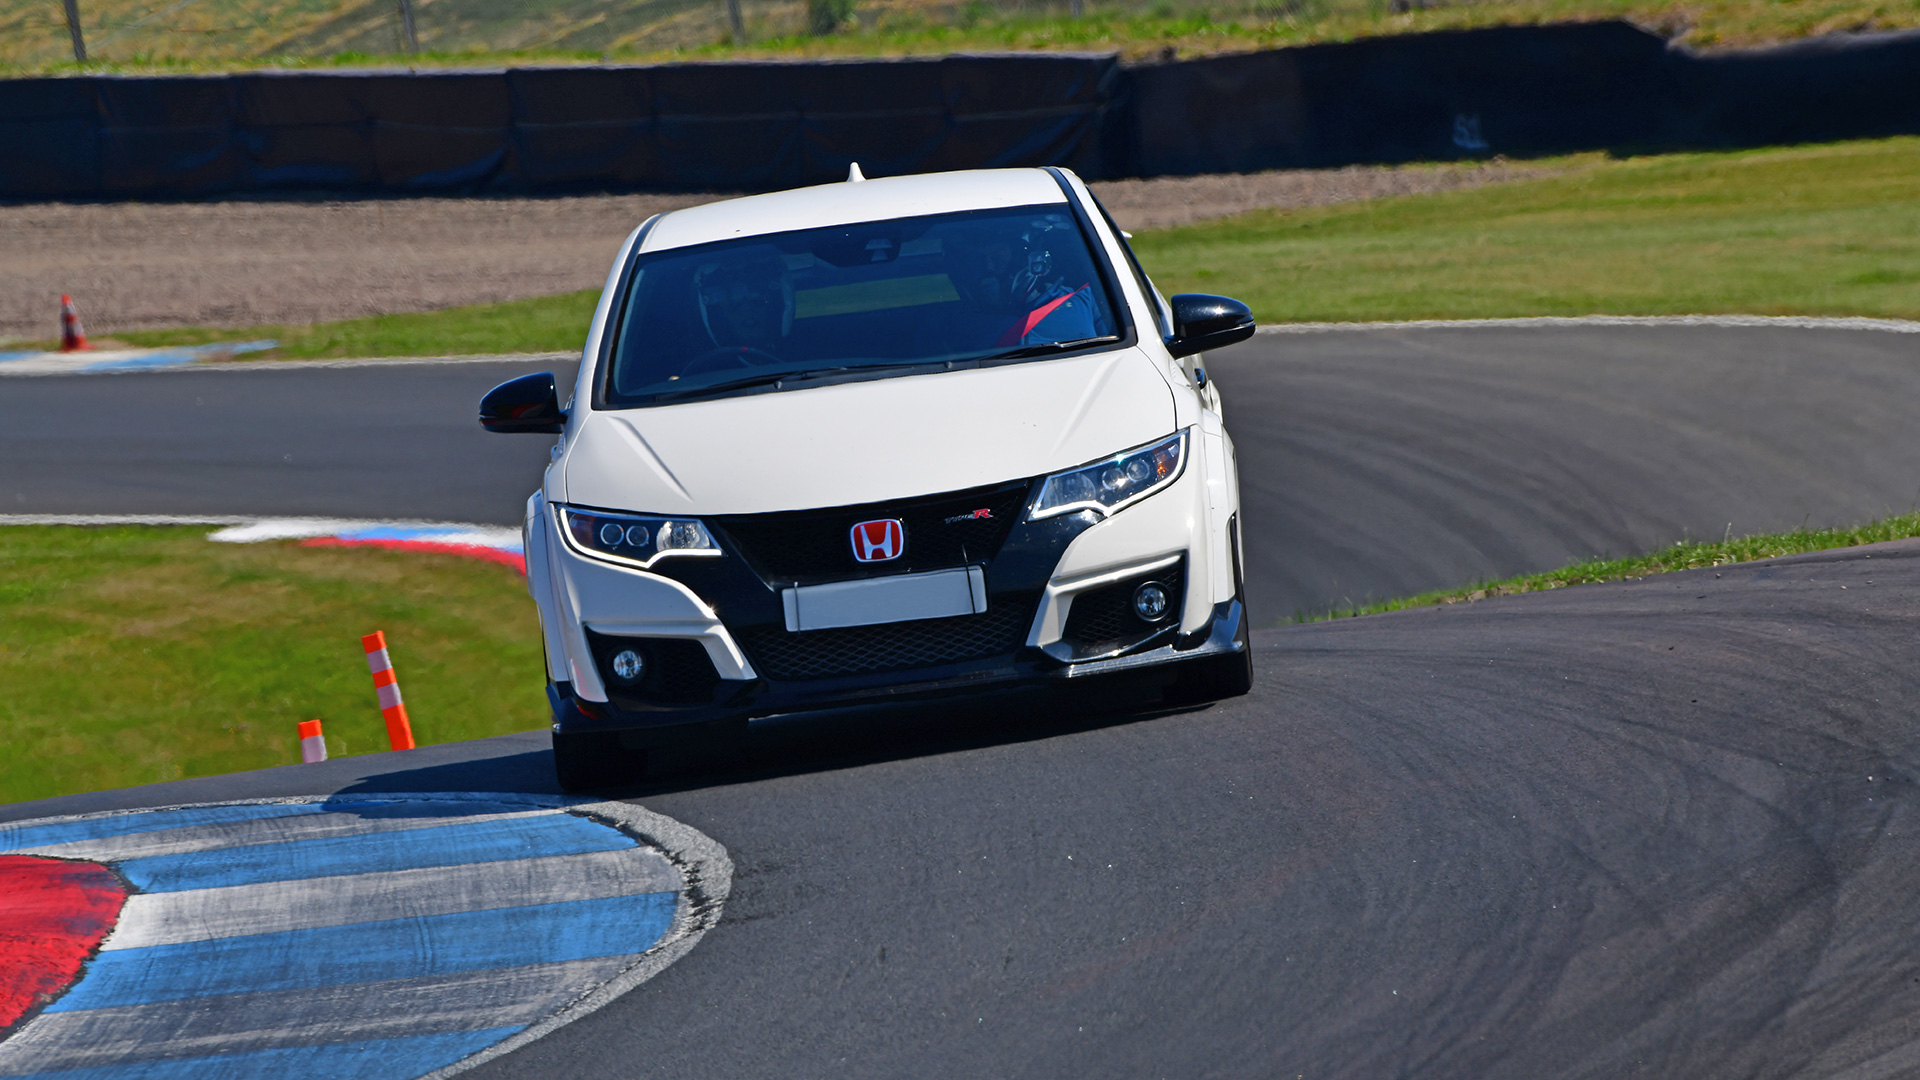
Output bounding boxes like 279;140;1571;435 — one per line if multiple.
1257;314;1920;334
0;514;259;527
106;847;680;950
0;350;575;378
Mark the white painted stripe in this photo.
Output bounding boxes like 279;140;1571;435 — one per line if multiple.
0;956;632;1075
366;647;394;674
9;806;557;862
377;682;404;709
300;734;326;764
208;519;520;546
0;350;576;380
1257;313;1920;334
0;514;257;527
102;845;677;950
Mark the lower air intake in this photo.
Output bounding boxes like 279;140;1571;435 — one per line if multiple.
737;595;1037;681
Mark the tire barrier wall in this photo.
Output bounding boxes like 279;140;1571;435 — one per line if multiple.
1;23;1917;200
1130;22;1920;176
0;53;1126;200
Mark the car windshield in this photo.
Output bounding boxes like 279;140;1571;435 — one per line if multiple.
602;203;1123;406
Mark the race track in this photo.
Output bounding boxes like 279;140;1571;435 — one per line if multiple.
4;322;1920;1077
7;323;1920;622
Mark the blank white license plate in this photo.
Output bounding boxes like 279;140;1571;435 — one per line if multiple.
781;566;988;632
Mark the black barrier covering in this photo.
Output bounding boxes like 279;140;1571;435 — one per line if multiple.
1129;22;1678;175
2;24;1919;199
0;53;1125;199
1130;21;1920;176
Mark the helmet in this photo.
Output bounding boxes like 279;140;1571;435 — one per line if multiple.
695;252;794;348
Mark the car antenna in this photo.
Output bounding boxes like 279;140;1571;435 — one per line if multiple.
847;162;866;182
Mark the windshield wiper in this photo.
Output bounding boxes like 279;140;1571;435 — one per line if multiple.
643;361;961;403
645;367;855;402
976;335;1121;364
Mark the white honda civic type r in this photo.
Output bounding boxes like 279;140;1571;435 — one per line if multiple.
480;165;1257;789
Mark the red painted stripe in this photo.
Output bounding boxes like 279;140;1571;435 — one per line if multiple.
301;538;526;573
372;667;398;688
0;855;128;1031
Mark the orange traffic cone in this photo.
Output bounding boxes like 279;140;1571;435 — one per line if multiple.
59;295;88;352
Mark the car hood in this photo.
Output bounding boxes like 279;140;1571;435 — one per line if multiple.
561;347;1176;515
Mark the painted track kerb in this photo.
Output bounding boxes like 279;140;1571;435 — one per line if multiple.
1258;314;1920;334
0;793;731;1080
415;794;732;1080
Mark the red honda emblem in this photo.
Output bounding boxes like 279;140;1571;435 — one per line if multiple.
850;518;905;562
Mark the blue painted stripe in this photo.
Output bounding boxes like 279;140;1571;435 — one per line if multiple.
7;1025;521;1080
49;893;677;1012
118;813;634;893
0;803;342;854
76;341;278;374
335;525;461;541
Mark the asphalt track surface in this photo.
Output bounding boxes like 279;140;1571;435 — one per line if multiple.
6;323;1920;1077
6;324;1920;622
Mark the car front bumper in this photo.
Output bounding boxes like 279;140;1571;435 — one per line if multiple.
527;443;1242;743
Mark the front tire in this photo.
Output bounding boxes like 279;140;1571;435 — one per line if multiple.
552;729;647;792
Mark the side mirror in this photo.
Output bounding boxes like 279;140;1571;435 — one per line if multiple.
479;372;566;434
1165;294;1255;359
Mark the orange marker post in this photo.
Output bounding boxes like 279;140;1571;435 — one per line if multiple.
298;719;328;764
362;631;416;750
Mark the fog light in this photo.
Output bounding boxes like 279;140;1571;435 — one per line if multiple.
1132;581;1171;622
610;648;645;684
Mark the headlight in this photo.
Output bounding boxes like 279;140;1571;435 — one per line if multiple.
1029;430;1186;521
557;505;720;568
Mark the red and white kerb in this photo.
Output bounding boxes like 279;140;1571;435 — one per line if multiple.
298;719;328;764
362;631;417;751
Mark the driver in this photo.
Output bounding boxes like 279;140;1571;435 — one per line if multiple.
695;253;794;355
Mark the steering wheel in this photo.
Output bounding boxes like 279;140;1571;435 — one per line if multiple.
679;346;780;378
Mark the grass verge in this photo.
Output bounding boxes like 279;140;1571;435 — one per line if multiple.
1306;511;1920;621
0;525;546;806
5;0;1918;74
87;136;1920;360
1133;137;1920;323
117;291;601;360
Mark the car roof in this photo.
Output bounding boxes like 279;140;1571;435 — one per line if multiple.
639;168;1070;254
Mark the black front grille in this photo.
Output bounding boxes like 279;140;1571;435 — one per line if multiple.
1061;565;1184;655
586;632;721;704
736;594;1037;681
713;481;1031;586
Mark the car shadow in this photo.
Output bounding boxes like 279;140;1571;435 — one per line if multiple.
334;676;1215;801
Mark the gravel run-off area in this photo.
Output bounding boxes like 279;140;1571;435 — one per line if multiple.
0;161;1555;340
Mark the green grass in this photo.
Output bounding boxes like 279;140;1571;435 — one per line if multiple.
117;291;600;360
0;525;547;805
1133;138;1920;324
90;137;1920;361
5;0;1919;74
1307;511;1920;621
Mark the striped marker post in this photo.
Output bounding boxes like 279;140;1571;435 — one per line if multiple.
297;720;327;764
361;632;416;751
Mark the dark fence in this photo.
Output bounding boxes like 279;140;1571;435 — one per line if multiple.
0;54;1125;199
1132;22;1920;176
2;23;1918;200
